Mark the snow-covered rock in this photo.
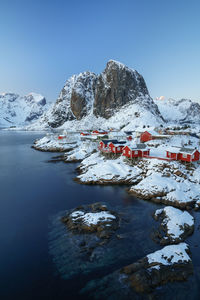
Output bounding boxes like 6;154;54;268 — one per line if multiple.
121;242;193;293
32;135;78;152
0;92;48;127
154;206;194;244
76;152;143;184
61;202;119;236
64;140;97;162
129;159;200;208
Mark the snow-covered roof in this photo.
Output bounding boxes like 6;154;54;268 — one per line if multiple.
110;141;126;146
101;139;119;145
124;143;147;150
166;146;180;154
136;143;147;149
179;147;198;155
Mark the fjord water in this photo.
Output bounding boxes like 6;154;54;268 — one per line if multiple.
0;131;156;299
0;131;200;300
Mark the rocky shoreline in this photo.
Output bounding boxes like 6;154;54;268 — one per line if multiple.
33;133;200;297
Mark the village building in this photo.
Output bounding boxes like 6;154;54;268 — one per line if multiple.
166;147;200;162
108;141;126;154
80;132;90;136
108;131;127;140
58;135;66;140
123;144;150;159
140;130;158;142
140;130;170;143
92;130;108;135
99;140;119;151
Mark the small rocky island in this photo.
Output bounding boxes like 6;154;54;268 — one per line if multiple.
61;203;119;240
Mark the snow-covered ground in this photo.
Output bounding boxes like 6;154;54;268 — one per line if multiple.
77;152;142;184
33;134;79;152
65;140;97;162
129;158;200;208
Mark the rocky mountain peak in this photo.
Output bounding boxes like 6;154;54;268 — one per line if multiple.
45;60;156;128
93;60;150;118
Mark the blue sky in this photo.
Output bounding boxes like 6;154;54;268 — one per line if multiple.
0;0;200;102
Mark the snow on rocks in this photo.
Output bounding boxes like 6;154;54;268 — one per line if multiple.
32;135;78;152
76;152;143;184
64;140;97;162
70;211;116;226
61;202;119;239
129;159;200;209
154;206;194;244
121;243;193;293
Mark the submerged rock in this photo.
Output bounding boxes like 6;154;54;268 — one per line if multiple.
153;206;194;245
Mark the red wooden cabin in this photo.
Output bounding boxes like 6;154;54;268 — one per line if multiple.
58;135;66;140
123;144;150;158
166;147;179;160
127;136;133;141
99;140;119;151
179;148;199;162
92;130;108;135
80;132;90;136
140;131;154;142
166;147;200;162
108;141;126;154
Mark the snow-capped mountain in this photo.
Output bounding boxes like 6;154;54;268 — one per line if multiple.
30;60;164;130
0;92;48;127
155;98;200;124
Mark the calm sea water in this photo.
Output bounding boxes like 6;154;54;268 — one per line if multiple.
0;131;200;300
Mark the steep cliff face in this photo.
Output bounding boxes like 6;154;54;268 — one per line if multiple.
0;92;48;127
42;60;162;128
93;60;150;118
47;72;97;128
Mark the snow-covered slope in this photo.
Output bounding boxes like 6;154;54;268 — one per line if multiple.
0;92;48;127
28;60;164;130
155;98;200;124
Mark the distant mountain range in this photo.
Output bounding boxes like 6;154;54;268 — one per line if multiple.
0;92;49;127
1;61;200;130
155;98;200;124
